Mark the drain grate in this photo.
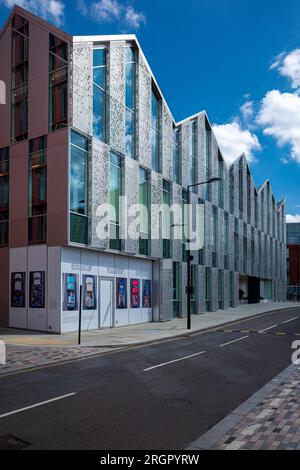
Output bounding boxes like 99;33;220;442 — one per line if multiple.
0;435;31;451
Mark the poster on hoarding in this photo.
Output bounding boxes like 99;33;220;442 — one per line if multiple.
116;278;127;309
142;280;152;308
11;272;26;308
82;275;97;310
130;279;140;309
62;273;78;311
29;271;45;308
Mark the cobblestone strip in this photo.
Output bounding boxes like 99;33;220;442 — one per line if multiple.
0;344;114;376
188;364;300;450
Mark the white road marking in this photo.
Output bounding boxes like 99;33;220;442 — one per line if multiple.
282;316;298;325
0;393;76;419
220;336;249;348
144;351;206;372
259;324;278;333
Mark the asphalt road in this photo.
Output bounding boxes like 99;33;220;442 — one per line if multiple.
0;307;299;450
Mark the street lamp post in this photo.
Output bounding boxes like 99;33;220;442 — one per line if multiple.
186;177;222;330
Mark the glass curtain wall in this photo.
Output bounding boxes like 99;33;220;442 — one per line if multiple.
93;47;107;142
70;131;89;244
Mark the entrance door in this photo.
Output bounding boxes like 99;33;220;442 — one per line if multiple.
99;277;114;329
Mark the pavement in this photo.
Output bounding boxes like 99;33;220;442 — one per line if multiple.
0;301;297;348
0;307;299;449
0;302;297;377
189;364;300;450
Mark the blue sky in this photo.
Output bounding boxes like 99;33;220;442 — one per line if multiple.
1;0;300;218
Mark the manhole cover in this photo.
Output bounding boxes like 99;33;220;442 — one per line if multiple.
0;435;31;451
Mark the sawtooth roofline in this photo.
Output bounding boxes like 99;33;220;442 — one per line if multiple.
1;6;285;210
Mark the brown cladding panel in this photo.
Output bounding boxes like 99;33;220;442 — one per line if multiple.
0;248;9;326
9;141;29;247
0;248;9;327
28;21;49;140
0;24;11;148
47;128;69;246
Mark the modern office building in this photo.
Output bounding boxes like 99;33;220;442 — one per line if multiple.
287;223;300;300
0;6;287;333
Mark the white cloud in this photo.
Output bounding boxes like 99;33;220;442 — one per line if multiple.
212;121;261;165
124;5;146;29
286;214;300;223
1;0;65;26
271;49;300;90
257;89;300;163
91;0;121;23
77;0;146;29
240;100;254;121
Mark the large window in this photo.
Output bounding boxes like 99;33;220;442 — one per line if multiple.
29;136;47;244
243;223;247;273
173;128;181;184
218;153;224;208
198;198;205;265
151;90;160;172
109;152;122;250
49;34;68;132
182;189;189;262
191;264;197;315
224;212;229;269
239;159;244;218
218;270;224;310
189;120;198;190
212;206;218;268
125;46;136;158
0;147;9;246
93;47;107;143
247;170;251;224
205;267;211;311
234;218;239;271
261;190;265;232
163;180;171;259
173;262;181;318
139;167;150;255
70;131;89;244
11;14;29;143
229;166;234;214
205;121;212;201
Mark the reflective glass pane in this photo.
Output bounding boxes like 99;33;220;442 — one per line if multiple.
93;84;105;141
151;94;159;130
125;46;135;63
93;67;105;89
125;62;135;110
71;130;89;150
93;48;106;67
151;129;159;172
70;146;87;215
125;109;134;158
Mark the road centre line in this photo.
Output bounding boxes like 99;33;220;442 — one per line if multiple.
220;336;249;348
0;393;76;419
144;351;206;372
282;316;298;324
259;324;278;334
